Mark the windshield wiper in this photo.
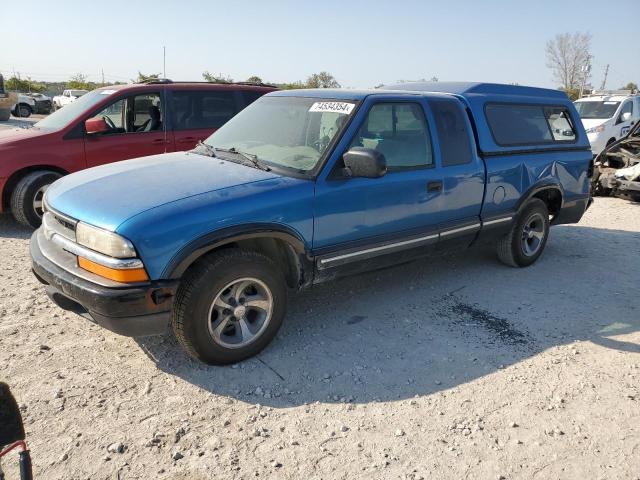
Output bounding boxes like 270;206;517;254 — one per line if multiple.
194;141;217;157
213;147;271;171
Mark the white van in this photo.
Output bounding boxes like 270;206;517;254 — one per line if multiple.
574;91;640;155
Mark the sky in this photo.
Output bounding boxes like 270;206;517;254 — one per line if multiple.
2;0;639;90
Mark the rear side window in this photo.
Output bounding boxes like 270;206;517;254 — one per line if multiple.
172;90;239;130
485;103;577;146
429;98;473;166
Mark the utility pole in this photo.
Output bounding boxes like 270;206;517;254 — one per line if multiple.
599;64;609;91
163;46;166;79
101;69;105;85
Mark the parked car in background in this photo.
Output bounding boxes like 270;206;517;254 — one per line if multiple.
27;93;53;114
11;93;36;118
0;74;18;121
31;82;592;365
574;91;640;155
0;80;277;227
52;89;88;109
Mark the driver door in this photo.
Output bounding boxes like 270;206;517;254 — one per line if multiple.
84;92;174;168
313;98;446;265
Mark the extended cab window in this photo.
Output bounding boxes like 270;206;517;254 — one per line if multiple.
349;103;433;169
429;98;473;166
485;103;576;146
172;91;239;130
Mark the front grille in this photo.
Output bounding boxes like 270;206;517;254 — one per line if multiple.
54;214;75;232
42;209;77;242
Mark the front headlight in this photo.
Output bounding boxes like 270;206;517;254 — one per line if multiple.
586;124;605;134
76;222;136;258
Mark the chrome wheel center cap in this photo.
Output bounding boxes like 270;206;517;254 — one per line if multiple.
233;306;247;318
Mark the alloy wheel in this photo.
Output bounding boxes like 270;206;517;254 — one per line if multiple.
521;212;545;257
207;277;273;349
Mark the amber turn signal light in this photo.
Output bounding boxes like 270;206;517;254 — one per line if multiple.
78;257;149;283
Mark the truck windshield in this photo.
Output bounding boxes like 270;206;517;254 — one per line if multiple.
34;90;113;130
70;90;88;97
204;96;357;172
574;100;620;119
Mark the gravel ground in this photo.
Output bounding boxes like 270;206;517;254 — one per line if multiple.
1;197;639;479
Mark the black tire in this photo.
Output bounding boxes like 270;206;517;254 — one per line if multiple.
496;198;550;268
172;249;287;365
10;171;62;228
0;108;10;121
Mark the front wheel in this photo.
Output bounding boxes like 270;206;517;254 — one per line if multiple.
172;249;287;365
496;198;550;267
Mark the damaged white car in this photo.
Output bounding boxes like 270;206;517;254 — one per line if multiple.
592;120;640;201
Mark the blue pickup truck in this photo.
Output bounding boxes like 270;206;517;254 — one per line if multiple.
31;82;592;364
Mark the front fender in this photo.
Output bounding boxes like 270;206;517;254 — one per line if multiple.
163;223;309;279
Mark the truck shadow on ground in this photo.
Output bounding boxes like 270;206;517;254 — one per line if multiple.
136;224;640;407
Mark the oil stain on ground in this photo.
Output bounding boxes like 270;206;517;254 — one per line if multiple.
446;300;530;346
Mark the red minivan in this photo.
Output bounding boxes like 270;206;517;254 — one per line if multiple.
0;80;277;227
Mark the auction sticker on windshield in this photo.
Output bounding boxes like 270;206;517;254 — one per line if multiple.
309;102;355;114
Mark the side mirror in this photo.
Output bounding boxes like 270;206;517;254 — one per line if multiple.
0;382;25;447
85;117;109;135
620;111;632;123
342;147;386;178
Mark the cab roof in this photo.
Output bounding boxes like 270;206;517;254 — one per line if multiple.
270;82;569;102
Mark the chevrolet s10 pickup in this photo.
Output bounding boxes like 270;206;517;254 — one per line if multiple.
31;82;592;364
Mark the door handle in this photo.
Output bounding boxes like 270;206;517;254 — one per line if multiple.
151;139;169;145
177;137;197;144
427;181;443;193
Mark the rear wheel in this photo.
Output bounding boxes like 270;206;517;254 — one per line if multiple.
172;249;287;365
497;199;550;267
10;171;62;228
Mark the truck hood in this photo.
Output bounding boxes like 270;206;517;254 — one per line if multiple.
581;118;609;130
45;151;281;231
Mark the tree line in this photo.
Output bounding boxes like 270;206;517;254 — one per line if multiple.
5;54;637;101
3;70;341;95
